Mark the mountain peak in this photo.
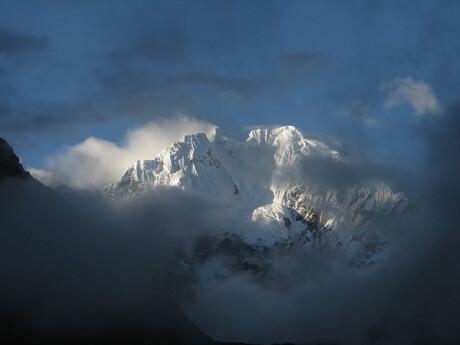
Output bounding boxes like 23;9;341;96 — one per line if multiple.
0;138;30;179
103;125;411;267
174;127;223;149
105;124;344;200
246;125;304;145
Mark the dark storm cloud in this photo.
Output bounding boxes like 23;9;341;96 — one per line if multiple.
1;25;319;135
0;27;47;57
177;71;268;98
0;0;325;136
88;0;293;121
279;51;328;73
0;103;106;133
96;68;267;104
0;27;50;134
108;27;187;64
91;49;326;121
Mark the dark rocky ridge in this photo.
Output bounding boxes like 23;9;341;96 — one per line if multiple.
0;138;30;179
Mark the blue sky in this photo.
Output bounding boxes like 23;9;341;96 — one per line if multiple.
1;0;459;173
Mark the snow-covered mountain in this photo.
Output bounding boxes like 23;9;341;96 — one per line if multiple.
104;126;412;288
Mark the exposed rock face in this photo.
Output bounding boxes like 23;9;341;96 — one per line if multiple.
0;138;30;179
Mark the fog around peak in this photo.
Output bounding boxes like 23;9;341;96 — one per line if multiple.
2;108;460;344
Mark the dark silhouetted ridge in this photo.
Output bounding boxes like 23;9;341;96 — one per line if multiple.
0;138;30;179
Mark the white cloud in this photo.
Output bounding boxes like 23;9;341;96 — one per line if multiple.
30;116;214;190
381;77;442;116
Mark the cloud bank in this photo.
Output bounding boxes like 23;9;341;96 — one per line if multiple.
0;26;47;57
30;116;213;189
182;109;460;344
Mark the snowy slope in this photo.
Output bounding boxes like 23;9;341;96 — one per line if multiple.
104;126;412;270
105;126;341;207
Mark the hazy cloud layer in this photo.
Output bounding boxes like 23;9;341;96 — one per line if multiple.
0;27;47;57
0;176;228;342
183;109;460;344
0;103;105;133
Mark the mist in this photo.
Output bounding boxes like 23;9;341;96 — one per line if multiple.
2;109;460;344
2;107;460;344
0;168;228;343
181;112;460;344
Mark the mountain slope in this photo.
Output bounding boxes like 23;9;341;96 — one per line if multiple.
105;126;410;230
104;126;412;278
0;138;31;179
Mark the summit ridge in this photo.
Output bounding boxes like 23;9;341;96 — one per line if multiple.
103;125;411;270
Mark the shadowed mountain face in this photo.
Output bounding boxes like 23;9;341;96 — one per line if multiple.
0;138;224;345
0;138;30;179
1;293;214;345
